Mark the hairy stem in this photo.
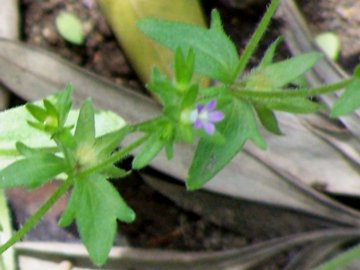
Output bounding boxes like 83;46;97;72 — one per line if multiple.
0;177;73;254
233;79;352;100
231;0;280;81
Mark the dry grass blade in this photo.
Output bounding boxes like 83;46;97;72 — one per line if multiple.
284;241;349;270
15;229;360;270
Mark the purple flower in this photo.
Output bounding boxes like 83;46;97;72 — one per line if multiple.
190;100;224;135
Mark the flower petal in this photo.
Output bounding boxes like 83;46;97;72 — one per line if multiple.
208;111;224;122
196;104;204;113
203;122;215;135
205;100;217;111
193;119;203;129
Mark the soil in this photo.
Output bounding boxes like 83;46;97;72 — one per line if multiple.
298;0;360;73
4;0;360;269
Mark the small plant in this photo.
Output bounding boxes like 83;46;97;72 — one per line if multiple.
0;0;359;266
315;31;341;61
56;12;85;45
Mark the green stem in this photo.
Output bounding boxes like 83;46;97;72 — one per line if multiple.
231;0;280;82
233;79;352;100
130;116;165;132
78;135;148;178
313;243;360;270
0;177;73;255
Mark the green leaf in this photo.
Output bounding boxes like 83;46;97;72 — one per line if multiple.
254;105;281;134
56;128;76;149
74;99;95;146
43;99;58;117
55;12;85;45
264;52;322;88
177;123;194;144
180;84;198;110
291;75;309;88
94;127;130;160
187;98;266;190
16;142;36;157
247;53;322;89
58;180;79;228
147;68;178;108
132;133;165;170
331;77;360;117
174;48;194;90
25;104;47;122
165;142;174;160
15;142;54;157
200;86;228;100
264;97;322;114
0;153;65;189
259;36;284;68
61;174;135;265
26;121;46;132
56;84;73;127
101;166;130;179
138;10;239;83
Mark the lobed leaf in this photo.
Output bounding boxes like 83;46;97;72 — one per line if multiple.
60;174;135;265
138;10;239;83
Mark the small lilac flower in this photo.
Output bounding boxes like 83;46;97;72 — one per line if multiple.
190;100;224;135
